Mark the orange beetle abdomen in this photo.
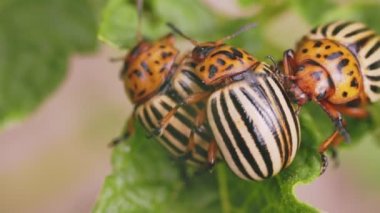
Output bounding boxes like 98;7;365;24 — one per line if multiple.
193;44;258;85
121;34;179;104
295;38;364;104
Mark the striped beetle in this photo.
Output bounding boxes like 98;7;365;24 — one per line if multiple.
112;0;215;166
208;62;300;180
159;23;301;180
282;21;380;171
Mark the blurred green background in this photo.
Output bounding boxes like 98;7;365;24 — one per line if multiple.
1;0;380;212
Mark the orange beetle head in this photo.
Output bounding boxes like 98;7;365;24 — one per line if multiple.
295;62;335;102
120;34;179;104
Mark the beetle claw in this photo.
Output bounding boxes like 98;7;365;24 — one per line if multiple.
320;153;328;175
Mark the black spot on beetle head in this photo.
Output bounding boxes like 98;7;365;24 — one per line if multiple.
350;77;359;88
192;44;216;62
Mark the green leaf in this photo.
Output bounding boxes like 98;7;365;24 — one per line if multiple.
99;0;221;49
289;0;336;25
0;0;104;128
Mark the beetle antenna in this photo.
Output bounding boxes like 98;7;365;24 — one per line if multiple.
218;22;257;43
166;22;198;45
136;0;143;41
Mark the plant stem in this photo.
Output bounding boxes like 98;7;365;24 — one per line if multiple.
217;164;231;213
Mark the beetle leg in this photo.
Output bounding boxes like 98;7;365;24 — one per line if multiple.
150;91;211;137
283;49;297;76
109;116;135;147
318;100;351;144
179;109;207;161
334;105;369;119
318;130;342;153
207;139;218;171
148;105;180;137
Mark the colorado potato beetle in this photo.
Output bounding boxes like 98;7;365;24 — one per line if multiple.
208;62;300;180
159;23;301;180
282;21;380;169
112;0;216;166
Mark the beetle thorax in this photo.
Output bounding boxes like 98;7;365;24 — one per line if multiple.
193;43;258;86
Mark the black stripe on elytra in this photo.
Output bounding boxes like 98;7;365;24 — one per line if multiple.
332;21;353;36
178;80;194;95
194;145;208;159
370;85;380;93
150;102;188;147
368;60;380;70
269;77;300;148
366;75;380;81
143;107;155;130
242;84;284;164
344;27;369;38
255;81;290;167
150;103;164;120
240;87;280;177
221;90;265;178
159;98;194;130
150;102;189;148
160;134;183;155
166;124;188;146
365;40;380;59
337;58;349;72
351;34;376;53
310;27;317;34
211;50;236;60
326;51;344;60
140;62;153;75
321;22;333;36
210;97;252;179
264;78;294;166
137;114;147;132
